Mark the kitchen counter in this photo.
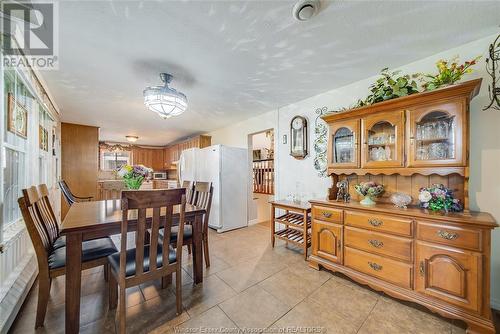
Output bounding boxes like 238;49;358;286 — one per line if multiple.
97;179;179;200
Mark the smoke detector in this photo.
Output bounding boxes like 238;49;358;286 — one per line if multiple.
292;0;321;21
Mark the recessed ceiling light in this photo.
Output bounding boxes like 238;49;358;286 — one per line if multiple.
292;0;321;21
126;135;139;143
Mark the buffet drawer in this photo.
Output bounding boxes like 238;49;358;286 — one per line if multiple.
417;221;482;251
344;247;412;289
344;226;412;262
345;211;412;237
312;205;343;223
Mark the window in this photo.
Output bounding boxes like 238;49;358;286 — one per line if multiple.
100;150;130;171
2;68;30;229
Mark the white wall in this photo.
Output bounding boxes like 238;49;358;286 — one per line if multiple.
209;34;500;307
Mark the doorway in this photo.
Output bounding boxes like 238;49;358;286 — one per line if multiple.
248;129;275;226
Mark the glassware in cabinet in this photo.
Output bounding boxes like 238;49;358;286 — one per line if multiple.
328;119;360;168
408;100;465;167
361;111;404;168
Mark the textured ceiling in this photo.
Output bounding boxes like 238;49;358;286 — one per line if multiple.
43;0;500;145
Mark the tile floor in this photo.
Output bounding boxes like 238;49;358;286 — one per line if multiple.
9;223;496;334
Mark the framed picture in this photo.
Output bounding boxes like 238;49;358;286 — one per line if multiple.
7;93;28;138
252;149;261;161
39;125;49;151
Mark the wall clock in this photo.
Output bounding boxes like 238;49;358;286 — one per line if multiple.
290;115;308;159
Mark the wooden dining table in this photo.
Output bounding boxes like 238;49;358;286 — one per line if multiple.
60;199;206;334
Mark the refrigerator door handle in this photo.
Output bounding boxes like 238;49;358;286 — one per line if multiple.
178;153;183;183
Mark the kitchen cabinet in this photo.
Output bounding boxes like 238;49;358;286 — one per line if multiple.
132;147;153;168
153;179;178;189
132;147;165;171
151;149;164;171
163;135;211;169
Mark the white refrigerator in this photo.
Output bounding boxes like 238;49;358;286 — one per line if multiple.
178;145;248;233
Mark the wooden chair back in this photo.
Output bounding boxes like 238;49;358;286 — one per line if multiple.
182;180;195;204
58;180;75;205
119;188;186;285
193;182;213;213
18;187;52;269
37;184;60;242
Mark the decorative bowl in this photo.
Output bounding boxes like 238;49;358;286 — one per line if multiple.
390;192;412;209
354;182;384;205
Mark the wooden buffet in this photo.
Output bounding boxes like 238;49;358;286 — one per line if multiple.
309;79;498;333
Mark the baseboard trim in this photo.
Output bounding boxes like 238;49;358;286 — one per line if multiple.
490;298;500;311
248;219;259;225
0;254;37;334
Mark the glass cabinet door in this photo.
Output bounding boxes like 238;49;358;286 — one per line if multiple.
362;111;404;168
329;119;359;168
408;101;465;167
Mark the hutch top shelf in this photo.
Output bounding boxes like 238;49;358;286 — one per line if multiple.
323;79;481;174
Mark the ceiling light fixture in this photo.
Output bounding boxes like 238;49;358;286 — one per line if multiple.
126;135;139;143
292;0;321;21
143;73;188;119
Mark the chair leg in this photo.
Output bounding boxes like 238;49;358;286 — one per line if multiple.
161;273;172;289
116;286;126;334
104;264;109;282
35;276;51;328
187;244;192;254
109;272;118;310
176;268;182;315
203;236;210;268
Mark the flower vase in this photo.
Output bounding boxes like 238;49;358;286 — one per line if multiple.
360;195;376;206
124;176;144;190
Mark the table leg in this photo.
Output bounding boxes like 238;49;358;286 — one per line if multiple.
66;233;82;334
271;205;275;248
192;214;203;284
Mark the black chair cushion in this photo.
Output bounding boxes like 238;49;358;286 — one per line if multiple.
159;225;192;242
53;235;66;249
48;237;117;270
107;244;177;277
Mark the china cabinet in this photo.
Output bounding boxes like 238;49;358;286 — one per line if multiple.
310;79;498;334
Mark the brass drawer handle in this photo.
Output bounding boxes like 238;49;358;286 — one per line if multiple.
419;261;425;276
322;212;332;218
368;239;384;248
368;218;383;227
437;230;458;240
368;261;383;271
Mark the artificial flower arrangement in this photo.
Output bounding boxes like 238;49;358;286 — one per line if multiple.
354;181;384;205
117;164;152;189
420;56;481;91
343;55;480;110
418;184;463;212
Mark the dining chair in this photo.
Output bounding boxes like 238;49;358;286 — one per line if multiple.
191;182;214;268
108;188;186;334
181;180;195;204
58;180;93;206
18;186;117;329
